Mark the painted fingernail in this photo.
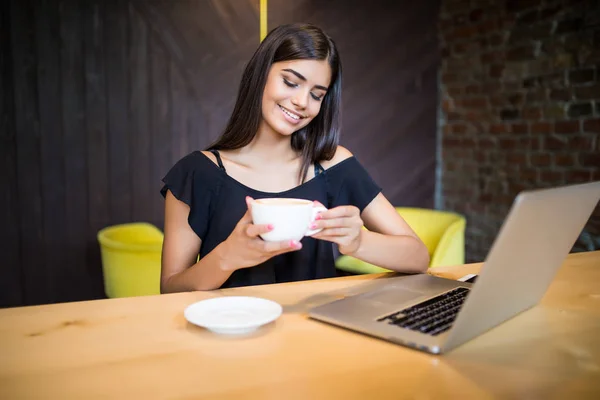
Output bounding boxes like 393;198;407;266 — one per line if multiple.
289;240;297;247
267;224;274;230
309;223;317;229
315;214;322;220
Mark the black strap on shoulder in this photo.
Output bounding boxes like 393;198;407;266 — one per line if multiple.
210;149;226;172
314;162;325;176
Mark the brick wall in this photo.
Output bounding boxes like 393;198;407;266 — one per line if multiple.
439;0;600;262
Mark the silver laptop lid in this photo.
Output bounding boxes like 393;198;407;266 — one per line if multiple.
443;181;600;352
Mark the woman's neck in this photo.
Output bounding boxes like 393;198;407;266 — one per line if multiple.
237;121;299;165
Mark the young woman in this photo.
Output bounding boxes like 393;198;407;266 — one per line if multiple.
160;23;429;293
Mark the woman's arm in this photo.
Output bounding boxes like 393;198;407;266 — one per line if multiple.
161;191;303;293
313;146;430;273
355;193;430;273
160;190;233;292
312;194;429;274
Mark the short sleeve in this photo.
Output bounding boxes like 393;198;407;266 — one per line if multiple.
327;157;382;212
160;152;217;239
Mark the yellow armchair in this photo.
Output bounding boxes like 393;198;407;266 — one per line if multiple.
335;207;466;274
97;223;163;298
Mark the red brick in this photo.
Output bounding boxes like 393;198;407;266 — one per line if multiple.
549;89;571;102
507;45;536;61
479;138;496;148
442;72;459;83
568;103;593;118
545;135;567;150
568;136;594;150
465;111;487;122
540;5;561;20
475;20;495;35
462;97;488;109
569;68;595;85
508;93;525;106
490;65;504;78
479;193;493;203
470;8;484;22
451;124;469;134
482;82;502;92
544;105;565;119
530;153;552;167
526;89;547;103
465;85;480;94
443;137;462;147
489;33;505;47
520;137;540;150
447;112;461;121
448;25;478;40
511;123;529;134
531;122;552;134
481;51;505;64
580;153;600;167
583;119;600;133
500;138;518;150
442;98;454;112
509;182;528;195
453;43;468;54
540;170;564;183
566;170;592;183
574;84;600;100
507;0;543;13
490;123;508;134
446;86;464;97
555;154;575;167
519;169;538;183
491;95;506;107
445;161;457;172
500;109;519;120
462;138;477;147
554;120;580;134
474;151;487;163
507;153;527;164
522;108;542;120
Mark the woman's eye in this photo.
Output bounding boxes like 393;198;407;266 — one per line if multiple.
310;93;323;101
283;78;297;88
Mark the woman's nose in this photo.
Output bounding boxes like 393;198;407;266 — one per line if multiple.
290;92;308;109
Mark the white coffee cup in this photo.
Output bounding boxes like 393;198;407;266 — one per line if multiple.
250;198;327;242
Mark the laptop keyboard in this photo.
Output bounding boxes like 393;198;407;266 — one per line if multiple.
377;287;470;336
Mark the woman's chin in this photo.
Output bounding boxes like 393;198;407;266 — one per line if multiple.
273;123;302;137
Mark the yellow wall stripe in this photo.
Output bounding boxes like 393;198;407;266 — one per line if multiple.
260;0;267;42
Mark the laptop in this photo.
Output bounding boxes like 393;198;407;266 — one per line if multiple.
308;181;600;354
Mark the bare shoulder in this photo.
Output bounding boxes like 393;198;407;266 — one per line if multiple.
200;150;218;165
320;145;354;170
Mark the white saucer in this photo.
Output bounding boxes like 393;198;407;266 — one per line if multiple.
184;296;283;335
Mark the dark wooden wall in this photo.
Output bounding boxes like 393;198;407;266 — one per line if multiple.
0;0;440;307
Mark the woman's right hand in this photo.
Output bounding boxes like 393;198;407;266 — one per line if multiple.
219;197;302;271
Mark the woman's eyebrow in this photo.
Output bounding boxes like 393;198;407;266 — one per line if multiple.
282;68;329;91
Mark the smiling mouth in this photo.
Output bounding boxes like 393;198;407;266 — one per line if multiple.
278;105;305;120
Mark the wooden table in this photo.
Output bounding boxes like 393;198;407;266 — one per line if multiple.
1;251;599;399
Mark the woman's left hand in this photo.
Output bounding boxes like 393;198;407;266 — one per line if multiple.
309;203;364;256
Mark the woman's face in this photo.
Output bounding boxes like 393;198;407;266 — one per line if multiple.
261;59;332;136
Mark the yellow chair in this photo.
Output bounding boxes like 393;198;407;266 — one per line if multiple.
97;223;163;298
335;207;466;274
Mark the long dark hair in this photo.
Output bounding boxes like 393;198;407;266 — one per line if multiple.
207;23;342;183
